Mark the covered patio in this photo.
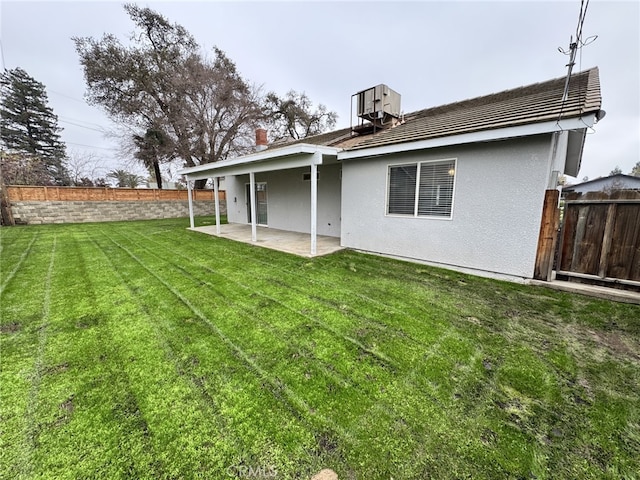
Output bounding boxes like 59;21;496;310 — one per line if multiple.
190;223;343;257
180;142;342;256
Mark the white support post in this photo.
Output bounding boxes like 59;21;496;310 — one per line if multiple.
187;179;195;229
310;159;318;256
213;176;221;235
249;171;257;242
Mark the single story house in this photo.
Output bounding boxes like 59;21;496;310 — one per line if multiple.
563;173;640;194
179;67;603;281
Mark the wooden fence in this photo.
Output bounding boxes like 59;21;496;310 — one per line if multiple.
556;190;640;289
6;185;225;202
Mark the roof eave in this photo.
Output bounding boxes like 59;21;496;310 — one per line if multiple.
338;114;597;161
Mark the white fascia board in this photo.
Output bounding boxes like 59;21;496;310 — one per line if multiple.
178;144;340;178
338;115;596;161
185;154;326;181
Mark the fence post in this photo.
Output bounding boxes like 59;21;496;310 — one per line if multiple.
534;189;560;280
597;203;617;279
0;174;15;226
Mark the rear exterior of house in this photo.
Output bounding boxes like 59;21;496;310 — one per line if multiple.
179;67;603;281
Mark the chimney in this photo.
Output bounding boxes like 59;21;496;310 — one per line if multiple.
255;128;268;151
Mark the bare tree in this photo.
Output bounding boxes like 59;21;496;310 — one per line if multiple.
74;5;263;188
0;152;55;186
264;90;338;141
66;149;107;186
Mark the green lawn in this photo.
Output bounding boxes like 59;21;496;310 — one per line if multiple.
1;218;638;479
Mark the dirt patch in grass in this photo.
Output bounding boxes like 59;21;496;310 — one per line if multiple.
589;330;640;361
55;396;75;426
44;362;69;375
75;314;101;329
0;322;21;333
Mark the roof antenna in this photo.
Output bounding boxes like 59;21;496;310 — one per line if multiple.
557;0;596;102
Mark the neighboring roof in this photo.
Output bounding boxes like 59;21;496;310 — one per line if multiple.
278;67;602;152
563;174;640;192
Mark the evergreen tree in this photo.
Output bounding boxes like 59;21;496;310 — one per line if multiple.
0;67;69;185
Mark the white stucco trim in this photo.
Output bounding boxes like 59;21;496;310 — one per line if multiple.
338;115;596;161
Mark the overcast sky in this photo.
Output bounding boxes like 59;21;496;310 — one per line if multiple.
1;0;638;182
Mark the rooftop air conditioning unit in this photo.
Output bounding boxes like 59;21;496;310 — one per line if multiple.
356;84;401;124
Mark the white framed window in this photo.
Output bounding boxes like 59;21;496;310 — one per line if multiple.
387;158;456;218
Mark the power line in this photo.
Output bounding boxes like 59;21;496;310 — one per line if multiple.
558;0;596;102
65;141;119;151
59;118;107;133
556;0;597;130
48;89;87;103
59;115;107;129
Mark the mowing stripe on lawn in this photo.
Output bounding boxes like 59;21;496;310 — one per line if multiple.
83;235;326;476
0;234;53;478
140;226;468;341
0;232;38;295
142;228;572;472
125;226;484;420
17;235;56;478
115;227;400;371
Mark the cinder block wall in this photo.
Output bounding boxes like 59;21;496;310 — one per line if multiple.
10;200;227;225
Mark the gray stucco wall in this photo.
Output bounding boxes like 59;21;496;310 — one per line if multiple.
225;163;342;237
11;200;224;225
341;135;553;279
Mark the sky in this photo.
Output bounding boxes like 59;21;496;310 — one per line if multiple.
1;0;638;183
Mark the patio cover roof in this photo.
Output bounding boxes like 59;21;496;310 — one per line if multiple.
179;143;341;180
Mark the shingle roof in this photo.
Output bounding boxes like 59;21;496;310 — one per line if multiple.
273;67;602;152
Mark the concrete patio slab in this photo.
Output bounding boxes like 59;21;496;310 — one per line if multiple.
190;223;344;258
